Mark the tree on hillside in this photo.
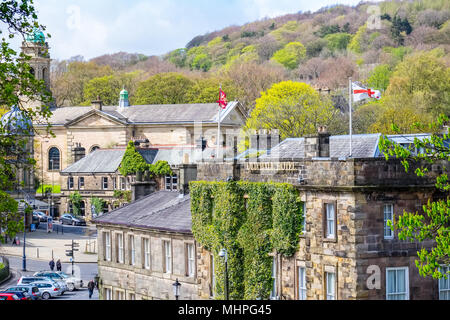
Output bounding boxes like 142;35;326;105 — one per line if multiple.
82;71;143;106
271;42;306;70
379;114;450;280
134;72;195;105
185;77;238;104
383;49;450;117
245;81;337;139
366;64;393;92
225;62;286;115
51;61;113;106
0;0;54;242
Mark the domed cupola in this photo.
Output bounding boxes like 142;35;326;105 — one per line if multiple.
0;105;34;136
26;27;46;44
118;87;130;109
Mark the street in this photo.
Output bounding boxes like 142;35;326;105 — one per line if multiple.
1;255;99;300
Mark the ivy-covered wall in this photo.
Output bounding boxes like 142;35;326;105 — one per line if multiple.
190;181;303;300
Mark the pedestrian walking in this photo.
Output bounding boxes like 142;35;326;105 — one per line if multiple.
56;259;62;271
49;258;55;271
87;280;95;299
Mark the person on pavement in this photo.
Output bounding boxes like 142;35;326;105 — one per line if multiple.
49;258;55;271
87;280;95;299
56;259;62;271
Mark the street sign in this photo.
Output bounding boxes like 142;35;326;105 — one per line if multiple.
65;250;73;256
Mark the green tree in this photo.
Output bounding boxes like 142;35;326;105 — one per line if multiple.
379;114;450;280
82;71;142;106
119;141;149;176
366;64;393;92
166;48;187;68
0;0;53;242
186;77;238;104
245;81;337;139
384;49;450;117
134;72;195;105
348;24;367;54
271;42;306;70
69;192;82;216
90;197;105;216
324;33;352;52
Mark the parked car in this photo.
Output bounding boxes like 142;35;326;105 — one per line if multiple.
17;276;67;294
0;290;31;300
34;211;48;222
29;281;63;300
59;213;86;226
3;285;41;300
0;293;20;300
34;271;83;291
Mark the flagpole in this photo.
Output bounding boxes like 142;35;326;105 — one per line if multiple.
349;77;352;158
217;85;221;159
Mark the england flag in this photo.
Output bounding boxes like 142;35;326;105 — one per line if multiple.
352;82;381;102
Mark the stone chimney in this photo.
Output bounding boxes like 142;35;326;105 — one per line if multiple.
250;129;280;154
73;143;86;162
91;96;103;111
304;126;330;158
131;180;156;202
177;164;197;195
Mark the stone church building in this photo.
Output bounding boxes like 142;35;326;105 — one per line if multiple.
23;31;246;217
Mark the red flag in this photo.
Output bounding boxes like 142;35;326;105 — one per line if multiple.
217;88;228;109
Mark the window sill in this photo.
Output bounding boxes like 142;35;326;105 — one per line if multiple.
323;237;337;243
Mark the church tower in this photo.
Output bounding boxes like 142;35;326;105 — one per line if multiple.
20;28;51;108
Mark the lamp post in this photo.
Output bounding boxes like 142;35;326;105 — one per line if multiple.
172;278;181;300
50;159;53;218
19;189;32;272
219;248;229;300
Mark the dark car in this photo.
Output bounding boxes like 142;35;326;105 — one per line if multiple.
0;291;31;300
4;285;41;300
59;214;86;226
34;211;48;222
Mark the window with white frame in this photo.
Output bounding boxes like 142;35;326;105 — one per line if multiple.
165;175;178;191
104;232;111;261
439;265;450;300
120;177;126;190
143;238;150;270
325;203;335;239
384;204;394;239
186;243;195;277
270;256;278;299
298;266;307;300
114;289;125;300
78;177;84;190
163;240;172;273
68;177;74;190
117;233;124;264
129;235;135;266
113;177;116;190
386;267;409;300
102;177;108;190
325;272;336;300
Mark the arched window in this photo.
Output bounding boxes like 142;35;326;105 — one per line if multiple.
42;68;47;81
30;67;35;77
90;145;100;153
48;147;60;170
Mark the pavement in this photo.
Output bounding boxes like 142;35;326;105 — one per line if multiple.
0;223;98;264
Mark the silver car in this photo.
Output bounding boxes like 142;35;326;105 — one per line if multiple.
33;271;82;291
17;276;67;294
30;281;63;300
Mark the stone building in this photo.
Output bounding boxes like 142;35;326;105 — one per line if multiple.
94;188;196;300
92;130;449;300
20;31;246;215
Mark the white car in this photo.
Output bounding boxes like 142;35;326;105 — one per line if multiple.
29;281;63;300
33;271;82;291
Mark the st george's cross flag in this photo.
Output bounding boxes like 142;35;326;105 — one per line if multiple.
352;82;381;102
217;88;228;109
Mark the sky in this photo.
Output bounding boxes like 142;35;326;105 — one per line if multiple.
21;0;369;61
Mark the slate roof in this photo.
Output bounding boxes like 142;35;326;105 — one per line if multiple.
260;134;382;160
35;102;243;126
61;149;126;174
93;191;192;234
